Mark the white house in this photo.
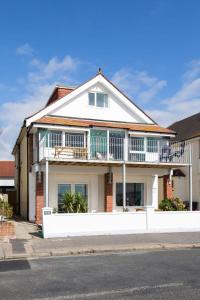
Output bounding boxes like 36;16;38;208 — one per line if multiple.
169;113;200;210
12;70;191;225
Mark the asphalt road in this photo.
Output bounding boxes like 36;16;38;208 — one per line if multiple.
1;249;200;299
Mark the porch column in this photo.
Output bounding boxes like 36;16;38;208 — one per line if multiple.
35;171;44;224
152;174;158;209
163;175;173;199
122;163;126;210
104;172;113;212
45;160;49;207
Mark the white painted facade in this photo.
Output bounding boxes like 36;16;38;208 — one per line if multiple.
13;72;192;225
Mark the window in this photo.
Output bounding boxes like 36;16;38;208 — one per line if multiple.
147;137;159;153
129;137;144;152
89;93;95;106
65;133;84;148
48;131;62;147
116;183;144;206
58;183;88;212
58;184;71;211
88;92;108;108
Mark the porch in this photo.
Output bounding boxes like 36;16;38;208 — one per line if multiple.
31;162;190;224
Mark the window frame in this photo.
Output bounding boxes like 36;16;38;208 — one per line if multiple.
57;183;88;212
115;182;145;207
88;92;108;108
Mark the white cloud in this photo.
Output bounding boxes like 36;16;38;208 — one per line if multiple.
112;68;166;102
0;54;80;159
148;61;200;126
16;43;34;56
29;56;78;82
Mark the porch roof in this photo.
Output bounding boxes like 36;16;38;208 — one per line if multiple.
34;116;175;135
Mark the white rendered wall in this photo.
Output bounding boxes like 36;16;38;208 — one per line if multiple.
29;172;36;221
47;165;169;212
43;209;200;238
51;83;145;123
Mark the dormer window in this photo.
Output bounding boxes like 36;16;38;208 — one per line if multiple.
88;92;108;108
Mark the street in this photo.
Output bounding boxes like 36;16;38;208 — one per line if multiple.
1;249;200;299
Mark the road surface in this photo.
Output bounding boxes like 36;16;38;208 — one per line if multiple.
1;249;200;299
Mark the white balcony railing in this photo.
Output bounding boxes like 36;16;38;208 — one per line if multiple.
39;132;191;165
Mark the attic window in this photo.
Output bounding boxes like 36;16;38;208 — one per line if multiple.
88;92;108;108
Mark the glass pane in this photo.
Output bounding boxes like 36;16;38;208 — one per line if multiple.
133;183;144;206
89;93;95;105
116;183;123;206
75;184;88;199
49;131;62;147
58;184;71;211
109;131;125;160
96;93;108;107
130;137;144;152
147;137;158;153
65;133;84;148
90;129;107;159
116;183;144;206
126;183;135;206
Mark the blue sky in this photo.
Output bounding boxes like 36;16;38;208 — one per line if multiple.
0;0;200;158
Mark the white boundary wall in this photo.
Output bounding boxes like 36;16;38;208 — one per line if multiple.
42;207;200;238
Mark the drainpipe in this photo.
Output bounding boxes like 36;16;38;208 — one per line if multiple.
189;143;193;211
122;163;126;210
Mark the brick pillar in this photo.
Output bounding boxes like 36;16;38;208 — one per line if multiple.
104;173;113;212
35;172;44;224
163;175;174;199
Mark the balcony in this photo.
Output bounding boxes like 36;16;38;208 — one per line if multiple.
38;131;191;166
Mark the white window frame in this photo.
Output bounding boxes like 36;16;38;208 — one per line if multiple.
88;92;108;108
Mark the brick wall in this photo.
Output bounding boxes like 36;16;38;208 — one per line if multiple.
163;175;174;199
104;173;113;212
35;172;44;224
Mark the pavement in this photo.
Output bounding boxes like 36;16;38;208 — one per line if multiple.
1;249;200;299
1;220;200;260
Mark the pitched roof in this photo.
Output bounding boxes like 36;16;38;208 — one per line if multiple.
169;112;200;141
0;161;15;178
46;86;75;107
34;116;175;135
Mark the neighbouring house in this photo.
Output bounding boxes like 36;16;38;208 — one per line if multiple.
0;161;17;212
12;70;191;224
169;112;200;210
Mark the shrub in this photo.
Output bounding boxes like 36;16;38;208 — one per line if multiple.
0;200;13;219
61;192;88;213
159;197;186;211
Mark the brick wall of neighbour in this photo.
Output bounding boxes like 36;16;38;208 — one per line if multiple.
35;172;44;224
104;173;113;212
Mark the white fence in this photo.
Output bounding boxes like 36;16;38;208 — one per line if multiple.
42;207;200;238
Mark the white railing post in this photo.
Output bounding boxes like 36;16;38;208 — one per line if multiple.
107;130;110;160
189;143;193;211
124;132;128;161
88;131;91;159
62;131;65;147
